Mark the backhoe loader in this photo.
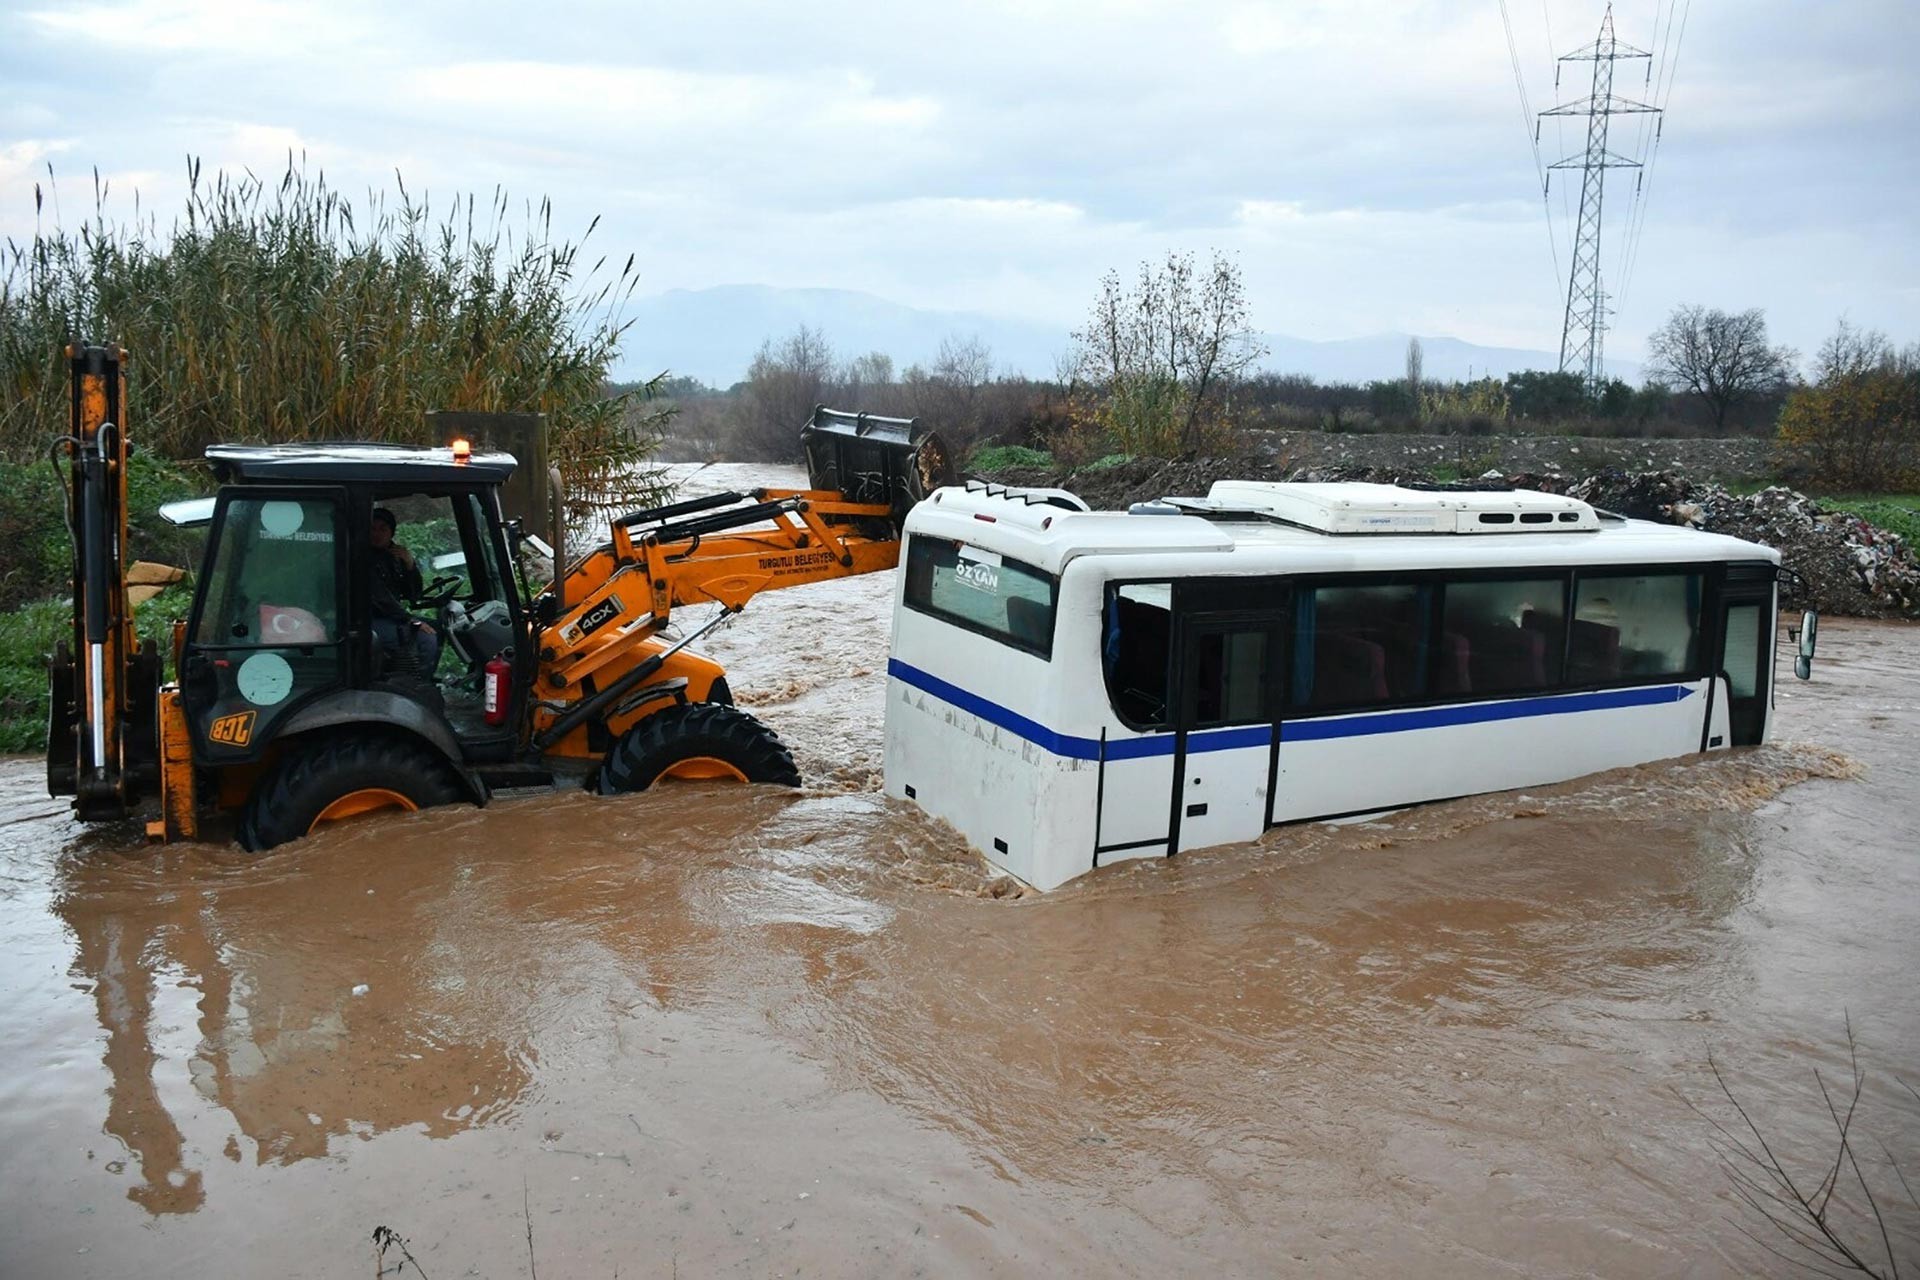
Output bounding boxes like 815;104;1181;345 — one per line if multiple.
46;343;954;849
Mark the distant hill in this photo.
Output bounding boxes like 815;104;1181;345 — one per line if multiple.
616;284;1639;388
1259;332;1641;386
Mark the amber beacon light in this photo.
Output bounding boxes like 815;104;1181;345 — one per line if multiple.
450;437;472;463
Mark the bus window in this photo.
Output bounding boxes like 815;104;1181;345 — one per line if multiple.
1103;583;1171;728
903;535;1059;657
1441;576;1568;695
1294;582;1431;708
1191;628;1271;726
1570;572;1702;681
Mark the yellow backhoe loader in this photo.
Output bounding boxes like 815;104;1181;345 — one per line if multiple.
46;343;953;848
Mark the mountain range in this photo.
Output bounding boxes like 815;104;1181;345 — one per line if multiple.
616;284;1640;388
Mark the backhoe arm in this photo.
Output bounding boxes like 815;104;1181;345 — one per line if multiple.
540;486;901;694
528;408;954;755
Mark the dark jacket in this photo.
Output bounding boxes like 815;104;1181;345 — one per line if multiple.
369;546;424;624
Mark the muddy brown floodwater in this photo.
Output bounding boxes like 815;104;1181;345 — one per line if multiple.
4;470;1918;1276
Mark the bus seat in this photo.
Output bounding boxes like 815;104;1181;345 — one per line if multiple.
1522;607;1565;654
1465;623;1546;693
1435;630;1472;695
1568;619;1622;681
1312;632;1387;704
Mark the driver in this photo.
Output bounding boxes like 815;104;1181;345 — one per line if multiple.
369;507;441;674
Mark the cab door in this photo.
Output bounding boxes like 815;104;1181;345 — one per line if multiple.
181;489;350;762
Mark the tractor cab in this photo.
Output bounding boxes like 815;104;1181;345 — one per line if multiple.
175;443;536;786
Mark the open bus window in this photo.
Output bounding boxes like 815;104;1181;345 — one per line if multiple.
903;535;1058;657
1294;582;1431;708
1571;572;1701;680
1103;583;1171;728
1442;577;1567;695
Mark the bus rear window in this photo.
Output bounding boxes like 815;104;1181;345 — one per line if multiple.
903;535;1058;657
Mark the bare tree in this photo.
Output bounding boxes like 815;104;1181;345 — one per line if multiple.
839;350;895;398
1687;1020;1918;1278
729;325;836;460
1071;250;1266;456
1646;305;1797;433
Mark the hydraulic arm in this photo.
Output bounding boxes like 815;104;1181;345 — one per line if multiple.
530;409;952;751
47;344;162;818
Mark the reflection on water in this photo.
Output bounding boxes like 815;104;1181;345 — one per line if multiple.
52;839;537;1214
1;604;1916;1277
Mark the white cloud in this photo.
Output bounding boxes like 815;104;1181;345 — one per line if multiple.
0;0;1912;361
24;0;364;54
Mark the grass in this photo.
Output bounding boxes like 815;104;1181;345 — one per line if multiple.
1817;494;1920;543
1727;480;1920;542
968;443;1054;470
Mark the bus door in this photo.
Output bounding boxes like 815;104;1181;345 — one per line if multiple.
1094;584;1177;864
1171;607;1286;853
1717;568;1776;746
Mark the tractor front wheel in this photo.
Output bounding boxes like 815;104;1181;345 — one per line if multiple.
239;734;469;851
594;703;801;794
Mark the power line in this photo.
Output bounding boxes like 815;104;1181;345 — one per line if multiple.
1538;2;1661;389
1616;0;1688;310
1498;0;1563;292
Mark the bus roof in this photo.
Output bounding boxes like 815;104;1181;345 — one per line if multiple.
907;480;1781;576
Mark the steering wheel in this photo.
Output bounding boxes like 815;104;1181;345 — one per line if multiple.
414;574;463;610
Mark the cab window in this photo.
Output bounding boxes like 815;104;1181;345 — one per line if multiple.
199;497;341;647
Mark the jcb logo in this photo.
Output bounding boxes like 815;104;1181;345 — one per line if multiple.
209;711;256;746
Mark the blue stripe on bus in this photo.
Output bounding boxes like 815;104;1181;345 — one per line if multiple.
885;659;1694;762
1279;682;1695;742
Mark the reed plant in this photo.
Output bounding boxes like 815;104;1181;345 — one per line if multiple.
1;159;668;508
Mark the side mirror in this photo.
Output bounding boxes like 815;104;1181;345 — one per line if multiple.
1794;609;1817;680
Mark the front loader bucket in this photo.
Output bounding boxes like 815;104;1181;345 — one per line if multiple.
800;407;956;529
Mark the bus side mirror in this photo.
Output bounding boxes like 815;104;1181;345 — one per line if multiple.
1794;609;1817;680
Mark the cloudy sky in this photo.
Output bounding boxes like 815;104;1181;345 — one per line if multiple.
3;0;1915;371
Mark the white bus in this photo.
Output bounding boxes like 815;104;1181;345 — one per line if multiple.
882;479;1803;891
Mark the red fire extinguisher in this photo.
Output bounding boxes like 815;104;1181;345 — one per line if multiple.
483;651;512;726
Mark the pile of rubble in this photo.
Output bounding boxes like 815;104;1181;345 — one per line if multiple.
1559;469;1920;619
977;456;1920;619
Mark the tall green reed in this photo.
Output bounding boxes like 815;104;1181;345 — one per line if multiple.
1;157;668;508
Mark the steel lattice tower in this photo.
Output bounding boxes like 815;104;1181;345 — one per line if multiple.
1540;4;1660;390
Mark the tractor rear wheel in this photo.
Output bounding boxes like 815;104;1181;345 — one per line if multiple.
594;703;801;794
239;734;469;851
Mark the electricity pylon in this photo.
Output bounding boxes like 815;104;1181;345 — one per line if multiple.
1539;4;1660;391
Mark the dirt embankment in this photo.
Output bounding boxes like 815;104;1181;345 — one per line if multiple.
1247;428;1781;481
980;456;1920;620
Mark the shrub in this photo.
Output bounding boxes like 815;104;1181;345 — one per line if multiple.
0;449;206;610
1776;322;1920;492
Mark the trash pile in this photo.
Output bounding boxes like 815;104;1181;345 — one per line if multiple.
1559;469;1920;619
977;456;1920;619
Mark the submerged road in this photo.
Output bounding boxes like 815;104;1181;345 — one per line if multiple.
2;470;1916;1276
